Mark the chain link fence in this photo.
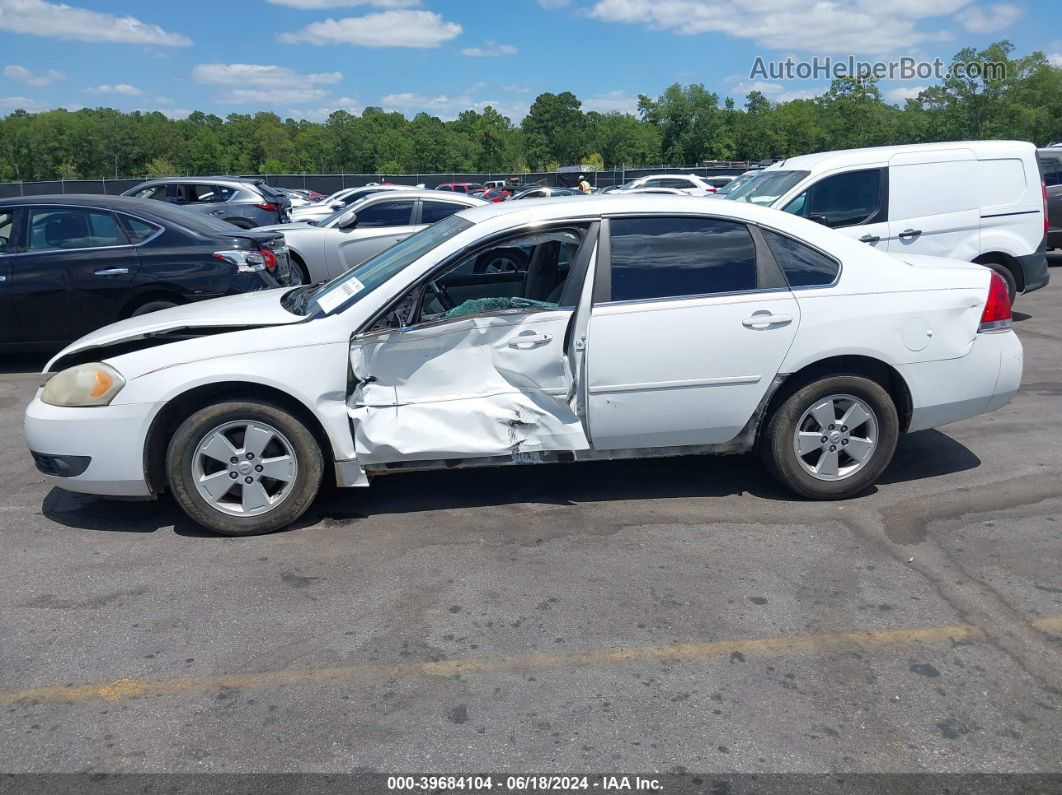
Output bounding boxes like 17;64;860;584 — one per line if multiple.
0;164;751;199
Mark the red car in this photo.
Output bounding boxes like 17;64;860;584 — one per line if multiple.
472;187;512;203
435;182;483;194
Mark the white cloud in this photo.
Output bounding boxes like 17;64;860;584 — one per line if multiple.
538;0;571;7
380;91;527;121
776;88;823;102
1049;53;1062;67
461;41;518;57
0;95;46;112
87;83;143;96
192;63;342;86
956;3;1021;33
278;9;461;47
0;0;191;46
729;80;785;96
217;87;332;104
268;0;418;7
886;85;927;103
586;0;970;56
583;90;640;114
287;97;361;121
3;64;64;85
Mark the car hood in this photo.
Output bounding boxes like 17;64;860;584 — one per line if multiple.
45;289;303;371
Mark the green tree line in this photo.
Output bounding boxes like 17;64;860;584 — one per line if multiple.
1;41;1059;182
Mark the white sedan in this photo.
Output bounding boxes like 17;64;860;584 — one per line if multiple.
25;196;1022;535
258;190;485;284
620;174;719;196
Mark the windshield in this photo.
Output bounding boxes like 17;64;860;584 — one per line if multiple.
306;215;473;316
726;170;809;205
718;172;758;195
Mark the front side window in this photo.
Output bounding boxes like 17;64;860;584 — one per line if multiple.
761;228;839;287
0;209;13;253
27;207;125;252
786;169;882;228
354;200;414;228
132;184;167;201
421;200;465;224
608;217;758;302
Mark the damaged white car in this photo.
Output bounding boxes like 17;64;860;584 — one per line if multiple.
25;196;1022;535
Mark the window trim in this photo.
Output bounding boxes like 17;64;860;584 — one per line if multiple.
594;212;788;307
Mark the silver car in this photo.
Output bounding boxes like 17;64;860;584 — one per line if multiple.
289;184;409;224
122;176;290;229
259;189;486;284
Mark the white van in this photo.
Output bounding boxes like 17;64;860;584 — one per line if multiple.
725;141;1050;299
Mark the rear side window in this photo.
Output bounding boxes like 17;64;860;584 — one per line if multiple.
119;214;162;244
761;228;839;288
421;201;464;224
1040;154;1062;187
131;184;167;201
355;200;414;227
27;207;125;252
608;217;758;302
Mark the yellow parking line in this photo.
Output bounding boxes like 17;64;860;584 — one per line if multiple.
3;615;1060;707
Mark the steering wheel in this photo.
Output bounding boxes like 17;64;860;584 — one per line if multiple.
428;280;456;311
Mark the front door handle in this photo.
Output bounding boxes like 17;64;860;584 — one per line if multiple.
508;332;553;349
859;234;880;244
742;313;793;329
94;267;129;276
898;228;922;240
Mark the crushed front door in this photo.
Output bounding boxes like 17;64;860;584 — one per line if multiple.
348;309;589;466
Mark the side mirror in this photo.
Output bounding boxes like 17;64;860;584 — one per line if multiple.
330;201;345;210
808;213;830;226
337;210;358;229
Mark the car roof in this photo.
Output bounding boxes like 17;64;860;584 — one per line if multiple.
358;189;487;204
456;192;796;227
771;140;1036;173
1;193;175;210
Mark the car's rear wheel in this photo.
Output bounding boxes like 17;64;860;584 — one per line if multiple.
166;401;323;535
759;375;899;500
130;300;178;317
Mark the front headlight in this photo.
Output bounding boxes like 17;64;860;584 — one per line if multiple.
41;363;125;407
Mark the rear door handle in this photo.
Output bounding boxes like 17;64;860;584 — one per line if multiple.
742;313;793;329
94;267;129;276
508;333;553;349
859;234;880;244
898;228;922;240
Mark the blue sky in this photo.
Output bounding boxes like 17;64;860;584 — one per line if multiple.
1;0;1059;122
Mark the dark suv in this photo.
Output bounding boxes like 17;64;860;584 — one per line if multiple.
0;195;296;348
122;176;291;229
1040;147;1062;249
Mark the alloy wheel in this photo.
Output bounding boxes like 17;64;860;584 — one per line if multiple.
793;393;878;481
191;420;298;517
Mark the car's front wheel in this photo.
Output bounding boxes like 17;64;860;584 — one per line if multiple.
759;375;899;500
167;401;324;535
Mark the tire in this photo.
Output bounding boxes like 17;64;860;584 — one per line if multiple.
130;300;178;317
759;375;899;500
290;252;312;285
474;247;528;274
983;262;1018;304
166;400;324;536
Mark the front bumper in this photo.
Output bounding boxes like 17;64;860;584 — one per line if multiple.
24;395;158;497
900;330;1023;433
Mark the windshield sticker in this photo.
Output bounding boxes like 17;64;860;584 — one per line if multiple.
316;276;365;313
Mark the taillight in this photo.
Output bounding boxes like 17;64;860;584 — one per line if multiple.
979;271;1012;332
706;187;717;193
257;202;279;212
259;248;277;271
1043;180;1049;235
